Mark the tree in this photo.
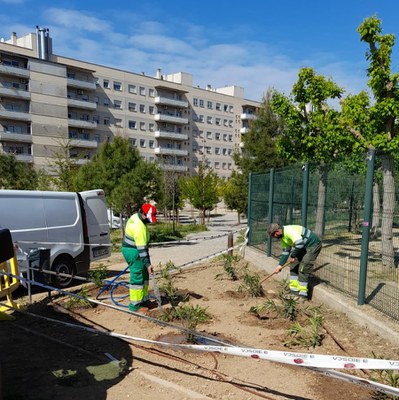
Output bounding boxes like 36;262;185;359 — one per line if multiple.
179;162;220;225
234;90;284;174
222;171;248;223
0;153;38;189
47;139;80;191
271;68;348;235
230;90;284;217
342;16;399;266
75;137;161;217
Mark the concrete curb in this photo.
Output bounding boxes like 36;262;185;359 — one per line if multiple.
244;246;399;347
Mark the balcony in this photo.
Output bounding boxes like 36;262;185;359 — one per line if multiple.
154;96;188;108
160;164;188;172
240;127;250;134
67;77;96;91
68;98;97;111
154;130;188;141
69;138;98;149
0;64;29;79
0;87;30;100
240;113;256;120
68;119;97;130
0;109;31;121
154;147;188;157
154;113;188;125
15;154;32;163
0;131;32;143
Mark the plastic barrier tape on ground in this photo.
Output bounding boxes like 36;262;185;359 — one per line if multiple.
3;303;399;398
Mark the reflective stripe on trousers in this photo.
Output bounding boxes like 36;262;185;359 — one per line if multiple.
122;246;149;311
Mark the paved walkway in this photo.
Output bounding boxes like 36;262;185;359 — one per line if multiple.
150;210;246;269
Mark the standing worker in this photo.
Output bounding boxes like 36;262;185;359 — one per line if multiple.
122;203;157;313
267;223;322;300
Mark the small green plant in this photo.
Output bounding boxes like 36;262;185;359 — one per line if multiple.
161;303;212;342
283;306;324;348
88;264;108;287
238;265;264;297
65;286;93;310
250;295;299;321
157;261;184;307
370;352;399;399
215;254;240;281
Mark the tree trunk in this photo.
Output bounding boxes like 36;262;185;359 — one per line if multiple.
370;180;380;240
381;155;395;267
315;167;327;236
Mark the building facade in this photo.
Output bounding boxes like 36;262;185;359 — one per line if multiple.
0;27;259;179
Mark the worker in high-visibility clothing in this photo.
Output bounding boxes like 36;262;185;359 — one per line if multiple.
267;223;322;301
122;203;157;313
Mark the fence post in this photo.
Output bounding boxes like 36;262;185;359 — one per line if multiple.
227;232;233;257
358;148;375;305
247;172;252;246
301;163;309;227
267;168;275;256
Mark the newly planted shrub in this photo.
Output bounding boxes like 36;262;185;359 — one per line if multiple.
88;264;108;287
238;265;264;297
65;286;93;310
283;306;325;348
215;254;240;281
370;352;399;400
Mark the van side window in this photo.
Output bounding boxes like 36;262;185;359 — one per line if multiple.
86;198;108;226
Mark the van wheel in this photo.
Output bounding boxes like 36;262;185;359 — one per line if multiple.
51;257;75;288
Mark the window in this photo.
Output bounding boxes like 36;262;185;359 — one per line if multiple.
149;123;155;132
139;86;145;96
193;98;198;106
224;104;228;112
228;134;233;142
207;101;213;109
128;84;137;94
198;115;204;123
229;105;234;113
114;100;122;109
140;122;146;130
128;120;136;129
103;97;110;106
149;88;155;97
216;103;221;111
223;119;228;127
222;148;228;155
129;138;137;147
223;133;228;141
103;79;110;89
222;162;227;170
149;140;154;148
206;131;212;140
199;99;204;107
93;96;99;104
149;106;155;115
215;147;221;155
115;118;123;128
103;117;110;125
139;104;146;113
207;116;212;124
140;139;146;147
228;163;232;170
229;120;233;128
113;81;122;91
128;102;137;112
215;162;220;169
215;132;221;140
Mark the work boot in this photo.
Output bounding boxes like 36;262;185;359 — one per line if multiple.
134;306;149;315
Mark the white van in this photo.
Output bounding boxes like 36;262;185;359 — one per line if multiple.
0;189;111;288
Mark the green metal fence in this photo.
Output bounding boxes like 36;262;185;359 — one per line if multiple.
248;151;399;321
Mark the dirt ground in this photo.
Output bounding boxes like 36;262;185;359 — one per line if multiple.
2;253;399;400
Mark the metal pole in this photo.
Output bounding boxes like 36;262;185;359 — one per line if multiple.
247;172;252;246
358;148;375;305
227;232;233;257
301;163;309;227
267;168;275;256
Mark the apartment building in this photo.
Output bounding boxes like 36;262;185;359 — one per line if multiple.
0;27;260;179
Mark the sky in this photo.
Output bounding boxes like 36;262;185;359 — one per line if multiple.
1;0;399;101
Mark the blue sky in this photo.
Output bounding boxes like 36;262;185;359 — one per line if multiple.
1;0;399;101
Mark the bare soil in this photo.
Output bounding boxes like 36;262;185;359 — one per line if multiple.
2;254;399;400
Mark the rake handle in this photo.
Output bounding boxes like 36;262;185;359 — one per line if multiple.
260;262;291;284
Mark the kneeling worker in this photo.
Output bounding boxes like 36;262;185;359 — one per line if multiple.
122;203;157;313
267;223;322;300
